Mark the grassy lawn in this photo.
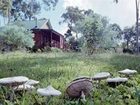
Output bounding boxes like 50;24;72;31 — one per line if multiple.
0;51;140;105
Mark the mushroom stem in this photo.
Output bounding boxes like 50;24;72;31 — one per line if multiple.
96;80;101;88
81;91;86;102
9;86;17;102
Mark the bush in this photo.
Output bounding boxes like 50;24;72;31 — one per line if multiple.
0;24;34;51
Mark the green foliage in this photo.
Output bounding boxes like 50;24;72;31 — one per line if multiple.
42;0;58;9
75;14;105;54
123;26;136;49
60;6;84;29
0;0;12;16
61;7;122;54
0;24;34;50
65;29;72;38
100;24;121;49
67;36;80;51
135;87;140;104
0;0;58;22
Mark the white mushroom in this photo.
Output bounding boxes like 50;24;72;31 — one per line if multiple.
25;79;39;86
37;85;61;96
37;85;61;105
0;76;29;101
93;72;111;81
13;84;35;91
118;69;137;76
0;76;29;86
107;77;128;87
107;77;128;83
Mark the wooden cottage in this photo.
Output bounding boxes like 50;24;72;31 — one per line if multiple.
18;18;64;49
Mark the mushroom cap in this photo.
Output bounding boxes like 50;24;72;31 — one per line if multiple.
93;72;111;80
118;69;137;75
107;77;128;83
72;76;91;82
66;79;93;98
25;79;39;86
37;85;61;96
13;84;35;91
0;76;29;86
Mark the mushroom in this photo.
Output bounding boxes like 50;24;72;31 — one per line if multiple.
0;76;29;101
107;77;128;87
37;85;61;104
25;79;39;86
37;85;61;96
66;79;93;99
92;72;111;86
118;69;137;77
0;76;29;87
93;72;111;81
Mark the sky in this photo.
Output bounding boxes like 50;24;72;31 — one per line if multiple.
37;0;137;35
0;0;137;35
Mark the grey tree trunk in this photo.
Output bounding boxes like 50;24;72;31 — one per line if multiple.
136;0;139;54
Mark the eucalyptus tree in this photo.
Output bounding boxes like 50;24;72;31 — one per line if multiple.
0;0;58;23
100;23;122;52
42;0;58;9
60;6;85;38
11;0;41;21
123;26;136;49
61;6;122;54
75;14;105;54
114;0;140;53
60;6;84;29
0;0;12;23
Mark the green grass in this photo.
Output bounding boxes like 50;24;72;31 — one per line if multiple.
0;51;140;105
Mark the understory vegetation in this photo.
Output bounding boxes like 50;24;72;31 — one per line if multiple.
0;52;140;105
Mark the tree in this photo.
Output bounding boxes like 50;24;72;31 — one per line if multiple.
42;0;58;10
60;6;85;38
61;7;122;54
100;24;122;52
0;24;34;50
123;26;136;49
0;0;58;23
114;0;140;54
11;0;41;21
64;29;72;39
74;10;122;54
60;8;97;39
60;6;84;29
75;15;104;54
0;0;12;23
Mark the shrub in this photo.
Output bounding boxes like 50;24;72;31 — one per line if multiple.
0;24;34;51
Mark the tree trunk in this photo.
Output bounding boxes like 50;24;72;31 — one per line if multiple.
135;0;139;54
112;47;117;53
126;40;129;49
8;8;11;24
3;17;6;25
